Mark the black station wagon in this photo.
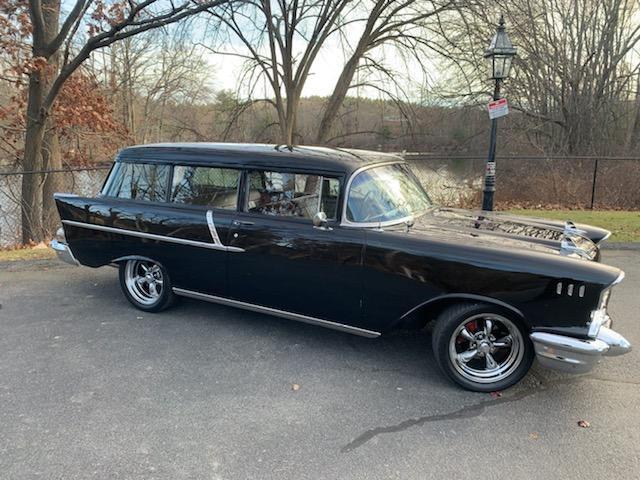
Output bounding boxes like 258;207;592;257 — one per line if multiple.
52;143;631;391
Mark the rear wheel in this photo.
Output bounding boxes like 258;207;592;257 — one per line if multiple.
432;303;534;392
119;259;175;312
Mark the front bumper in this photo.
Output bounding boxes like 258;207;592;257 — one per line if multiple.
530;324;631;374
50;239;79;266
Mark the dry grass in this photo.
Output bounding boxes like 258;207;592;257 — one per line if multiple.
0;243;56;262
508;209;640;243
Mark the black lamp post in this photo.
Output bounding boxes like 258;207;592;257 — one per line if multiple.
481;15;517;211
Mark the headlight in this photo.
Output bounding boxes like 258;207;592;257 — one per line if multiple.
588;308;608;338
598;288;611;310
588;287;612;338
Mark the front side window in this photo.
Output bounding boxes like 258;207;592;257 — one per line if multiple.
171;166;240;209
103;162;169;202
247;171;340;220
346;163;431;224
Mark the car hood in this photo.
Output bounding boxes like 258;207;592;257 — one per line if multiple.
384;207;610;260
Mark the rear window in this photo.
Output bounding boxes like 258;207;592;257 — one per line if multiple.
103;162;169;202
170;166;240;209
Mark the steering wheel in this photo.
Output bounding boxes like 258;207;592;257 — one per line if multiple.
360;189;399;222
363;207;402;223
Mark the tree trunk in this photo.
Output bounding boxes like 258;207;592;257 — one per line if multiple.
21;0;61;243
21;71;47;243
42;126;63;236
625;72;640;153
316;54;361;145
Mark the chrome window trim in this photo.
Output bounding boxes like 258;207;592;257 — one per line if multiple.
61;219;244;253
100;162;119;196
316;175;324;214
172;287;381;338
340;160;421;228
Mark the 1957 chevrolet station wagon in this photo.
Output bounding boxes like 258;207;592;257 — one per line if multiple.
52;143;631;391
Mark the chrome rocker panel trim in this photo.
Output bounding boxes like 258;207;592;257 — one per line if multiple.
61;220;244;253
50;239;79;266
530;326;631;374
172;287;381;338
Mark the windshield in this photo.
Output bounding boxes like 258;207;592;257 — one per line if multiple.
346;163;431;224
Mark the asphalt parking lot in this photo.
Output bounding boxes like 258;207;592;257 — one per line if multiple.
1;250;639;480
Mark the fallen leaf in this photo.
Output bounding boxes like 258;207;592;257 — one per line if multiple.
490;391;503;398
291;383;300;391
578;420;590;428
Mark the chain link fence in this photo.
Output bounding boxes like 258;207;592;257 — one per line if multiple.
1;155;638;247
0;166;111;247
406;155;640;210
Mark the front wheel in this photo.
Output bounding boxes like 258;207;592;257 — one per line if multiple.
432;303;534;392
119;259;175;312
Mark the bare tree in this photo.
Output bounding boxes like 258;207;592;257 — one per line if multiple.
315;0;454;144
104;23;213;144
19;0;231;243
436;0;640;155
207;0;455;146
206;0;351;145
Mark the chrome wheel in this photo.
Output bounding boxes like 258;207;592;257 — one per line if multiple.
124;260;164;306
448;313;525;385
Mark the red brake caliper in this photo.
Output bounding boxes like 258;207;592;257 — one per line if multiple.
457;320;478;345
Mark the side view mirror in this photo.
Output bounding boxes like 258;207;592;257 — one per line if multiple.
313;211;330;229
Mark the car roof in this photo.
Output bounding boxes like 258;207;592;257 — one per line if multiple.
116;143;403;175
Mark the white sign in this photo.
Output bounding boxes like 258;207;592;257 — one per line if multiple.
488;98;509;119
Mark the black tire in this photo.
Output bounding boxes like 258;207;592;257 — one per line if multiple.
431;303;534;392
118;259;176;313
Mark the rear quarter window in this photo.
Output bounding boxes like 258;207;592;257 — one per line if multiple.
103;162;169;202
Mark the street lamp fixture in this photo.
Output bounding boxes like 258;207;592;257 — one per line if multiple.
481;14;517;211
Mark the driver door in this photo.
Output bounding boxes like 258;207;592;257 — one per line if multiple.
226;169;366;326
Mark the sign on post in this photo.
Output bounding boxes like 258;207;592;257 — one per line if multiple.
488;98;509;119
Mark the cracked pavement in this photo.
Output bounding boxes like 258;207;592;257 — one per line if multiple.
1;251;639;479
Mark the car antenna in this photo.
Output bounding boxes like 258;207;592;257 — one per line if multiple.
275;144;294;152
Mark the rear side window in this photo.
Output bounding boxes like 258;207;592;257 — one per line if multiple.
246;170;340;220
103;162;169;202
171;166;240;209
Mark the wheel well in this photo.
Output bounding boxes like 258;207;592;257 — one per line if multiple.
399;295;526;331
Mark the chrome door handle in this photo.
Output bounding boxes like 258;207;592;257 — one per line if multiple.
232;220;254;227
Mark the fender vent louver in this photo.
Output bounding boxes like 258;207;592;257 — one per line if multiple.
556;282;586;297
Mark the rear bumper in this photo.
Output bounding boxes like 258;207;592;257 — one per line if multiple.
50;239;79;266
530;324;631;374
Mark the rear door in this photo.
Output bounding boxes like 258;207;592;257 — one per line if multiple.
161;163;242;295
226;169;366;326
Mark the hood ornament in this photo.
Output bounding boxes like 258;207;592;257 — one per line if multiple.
560;221;591;259
563;221;587;237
